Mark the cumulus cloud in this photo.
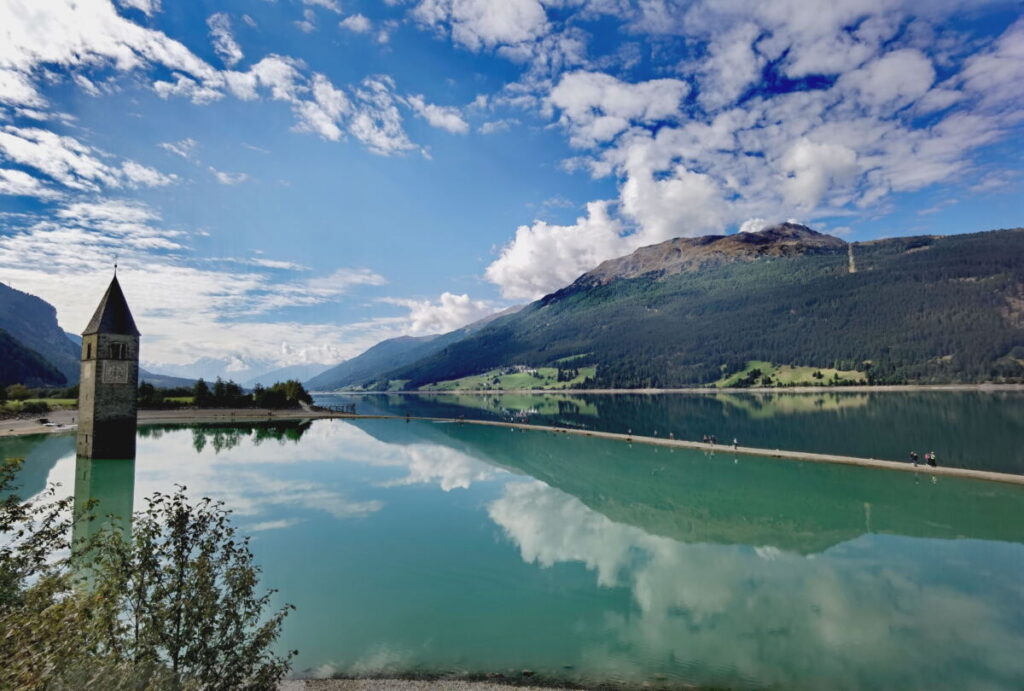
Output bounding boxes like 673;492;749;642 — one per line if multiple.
406;95;470;134
340;14;372;33
780;138;860;211
382;291;494;335
548;71;689;146
295;9;318;33
413;0;550;50
485;201;629;300
620;164;727;242
839;48;935;110
696;22;764;110
207;13;244;68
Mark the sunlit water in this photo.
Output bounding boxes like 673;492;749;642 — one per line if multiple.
4;394;1024;689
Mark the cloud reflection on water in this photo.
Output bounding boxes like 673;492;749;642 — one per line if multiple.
488;479;1024;689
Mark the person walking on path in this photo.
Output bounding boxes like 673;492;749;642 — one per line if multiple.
733;438;739;450
927;451;938;468
910;451;919;467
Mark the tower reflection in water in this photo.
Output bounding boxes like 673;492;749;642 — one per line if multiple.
72;273;141;569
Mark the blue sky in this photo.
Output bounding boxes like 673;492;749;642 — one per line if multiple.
0;0;1021;376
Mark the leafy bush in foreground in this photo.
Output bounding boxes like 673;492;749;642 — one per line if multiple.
0;461;294;690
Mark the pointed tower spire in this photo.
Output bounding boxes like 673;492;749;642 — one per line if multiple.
82;275;140;337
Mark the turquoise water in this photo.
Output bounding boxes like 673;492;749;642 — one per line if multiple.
3;405;1024;689
315;390;1024;473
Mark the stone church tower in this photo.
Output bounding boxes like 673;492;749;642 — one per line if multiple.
76;275;140;458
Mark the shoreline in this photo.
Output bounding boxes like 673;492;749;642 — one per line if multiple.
314;383;1024;395
0;408;329;439
3;407;1023;487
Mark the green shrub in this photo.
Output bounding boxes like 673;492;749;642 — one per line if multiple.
0;462;295;689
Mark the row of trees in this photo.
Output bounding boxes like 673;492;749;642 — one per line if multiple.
0;383;78;404
138;378;314;410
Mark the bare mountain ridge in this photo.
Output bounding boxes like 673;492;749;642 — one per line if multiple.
576;223;847;287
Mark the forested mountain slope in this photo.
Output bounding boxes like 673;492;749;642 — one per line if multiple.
308;305;523;391
0;329;66;387
0;282;80;383
372;226;1024;388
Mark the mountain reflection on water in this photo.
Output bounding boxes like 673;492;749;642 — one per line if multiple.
3;417;1024;690
319;390;1024;474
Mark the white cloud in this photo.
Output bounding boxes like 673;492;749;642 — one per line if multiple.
412;0;550;50
780;138;860;211
959;16;1024;110
0;0;218;107
620;164;727;242
0;168;62;199
0;68;45;107
406;95;469;134
121;160;177;187
209;167;249;185
485;201;629;300
207;13;244;68
293;73;352;141
340;14;372;33
158;138;198;159
116;0;160;16
0;198;401;366
381;291;495;335
839;48;935;110
0;126;176;192
548;71;690;146
304;0;342;13
295;9;318;33
478;118;517;134
349;77;418;155
738;217;771;234
696;22;764;110
0;1;419;157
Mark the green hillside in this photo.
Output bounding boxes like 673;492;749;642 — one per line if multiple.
306;334;448;391
307;305;524;391
371;227;1024;389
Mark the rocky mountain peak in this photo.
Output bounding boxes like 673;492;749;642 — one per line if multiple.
576;223;846;287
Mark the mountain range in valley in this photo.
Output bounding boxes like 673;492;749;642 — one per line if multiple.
308;224;1024;391
3;224;1022;392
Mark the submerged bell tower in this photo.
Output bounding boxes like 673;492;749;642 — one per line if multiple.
76;274;141;458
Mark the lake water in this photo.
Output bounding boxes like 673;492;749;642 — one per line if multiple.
3;392;1024;689
315;390;1024;474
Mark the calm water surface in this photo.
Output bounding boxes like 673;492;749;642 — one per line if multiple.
315;390;1024;473
3;400;1024;689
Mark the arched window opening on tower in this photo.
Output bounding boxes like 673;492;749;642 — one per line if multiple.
111;343;128;359
86;343;92;359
